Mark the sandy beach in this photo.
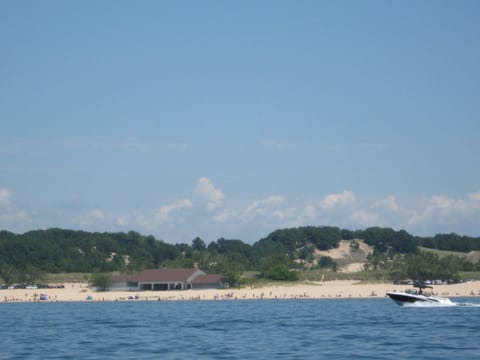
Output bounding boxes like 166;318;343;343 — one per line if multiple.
2;280;480;303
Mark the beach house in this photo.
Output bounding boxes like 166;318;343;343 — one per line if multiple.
110;268;226;291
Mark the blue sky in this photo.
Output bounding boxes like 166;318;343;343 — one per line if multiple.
1;1;479;243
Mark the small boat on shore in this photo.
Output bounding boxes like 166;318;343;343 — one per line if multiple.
386;283;453;306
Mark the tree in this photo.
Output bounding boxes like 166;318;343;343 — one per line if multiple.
267;264;299;281
365;250;389;270
89;272;112;291
405;252;442;281
0;261;18;286
192;237;207;252
317;256;337;272
18;266;45;285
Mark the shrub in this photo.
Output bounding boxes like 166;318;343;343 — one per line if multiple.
267;264;299;281
89;272;112;291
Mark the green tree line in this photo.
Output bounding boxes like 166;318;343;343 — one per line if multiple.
1;226;480;286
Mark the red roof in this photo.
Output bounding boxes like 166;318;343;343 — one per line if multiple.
192;274;224;284
111;273;139;282
112;268;201;283
137;268;199;282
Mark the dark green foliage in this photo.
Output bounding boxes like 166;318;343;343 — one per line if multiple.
387;251;477;281
192;237;206;252
267;264;299;281
259;226;341;253
341;229;356;240
317;256;337;271
356;227;417;255
419;233;480;252
251;226;342;271
1;227;479;285
204;238;253;283
89;272;112;291
0;228;179;275
251;238;287;268
403;252;462;281
0;260;18;286
298;245;315;262
365;249;389;270
213;238;252;258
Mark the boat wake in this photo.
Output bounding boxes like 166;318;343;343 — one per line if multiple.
403;300;480;308
454;302;480;307
387;283;480;308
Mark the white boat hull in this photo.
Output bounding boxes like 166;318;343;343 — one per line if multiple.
386;291;452;306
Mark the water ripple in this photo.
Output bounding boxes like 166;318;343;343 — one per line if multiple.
1;298;480;359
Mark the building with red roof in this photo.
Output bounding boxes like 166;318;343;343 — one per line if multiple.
110;268;226;291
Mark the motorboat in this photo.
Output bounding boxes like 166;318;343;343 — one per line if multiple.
386;282;452;306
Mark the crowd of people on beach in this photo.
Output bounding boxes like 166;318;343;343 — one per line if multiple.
2;280;480;303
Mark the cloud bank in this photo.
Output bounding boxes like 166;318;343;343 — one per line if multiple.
1;182;480;243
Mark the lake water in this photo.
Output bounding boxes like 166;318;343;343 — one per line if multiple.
1;298;480;359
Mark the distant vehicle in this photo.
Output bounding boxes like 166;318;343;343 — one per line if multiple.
48;284;65;289
393;280;413;285
26;285;38;289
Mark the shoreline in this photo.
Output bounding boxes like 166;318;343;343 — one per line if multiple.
2;280;480;303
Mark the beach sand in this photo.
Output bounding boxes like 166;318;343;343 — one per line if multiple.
2;280;480;302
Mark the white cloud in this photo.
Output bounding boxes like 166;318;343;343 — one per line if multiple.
117;138;149;153
0;188;31;228
195;177;225;211
243;195;285;220
246;195;285;211
406;193;480;230
210;195;288;225
115;215;129;227
73;209;105;226
0;188;12;210
321;191;355;209
430;196;456;209
163;190;480;240
213;209;237;223
136;199;193;231
272;207;297;220
154;199;193;223
350;210;379;227
303;205;317;219
0;210;30;226
468;191;480;202
3;179;480;242
374;195;400;212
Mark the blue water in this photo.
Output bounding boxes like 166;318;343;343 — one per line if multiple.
1;298;480;359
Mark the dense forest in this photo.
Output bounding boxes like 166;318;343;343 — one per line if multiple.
1;226;480;286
